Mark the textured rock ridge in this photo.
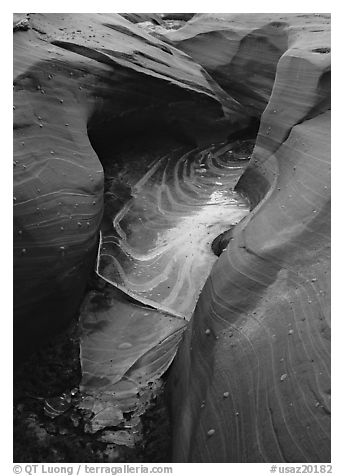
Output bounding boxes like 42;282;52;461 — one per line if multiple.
13;13;243;358
165;13;330;118
167;13;331;462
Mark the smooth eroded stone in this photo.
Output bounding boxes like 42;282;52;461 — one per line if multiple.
13;13;244;358
168;13;330;463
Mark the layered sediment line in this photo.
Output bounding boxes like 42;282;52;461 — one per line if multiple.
167;13;330;462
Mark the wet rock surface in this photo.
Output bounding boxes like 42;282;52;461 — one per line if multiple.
78;140;252;436
14;12;330;464
98;141;250;317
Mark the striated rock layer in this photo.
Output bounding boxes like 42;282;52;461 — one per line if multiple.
13;13;244;358
165;13;330;119
167;14;331;462
13;12;331;462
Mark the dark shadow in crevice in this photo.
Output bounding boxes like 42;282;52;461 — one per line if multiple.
228;116;260;142
211;227;235;257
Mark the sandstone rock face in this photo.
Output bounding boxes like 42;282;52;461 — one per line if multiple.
167;14;331;462
165;13;330;118
13;13;242;358
13;12;331;463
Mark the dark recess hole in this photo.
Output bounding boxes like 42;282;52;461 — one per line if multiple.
270;21;286;28
227;116;260;142
87;111;195;169
312;47;330;53
161;13;195;21
87;106;197;232
211;228;234;257
303;70;331;120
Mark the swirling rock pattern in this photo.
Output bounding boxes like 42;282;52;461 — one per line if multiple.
78;141;251;430
13;12;331;462
167;14;330;462
13;13;242;357
98;142;250;318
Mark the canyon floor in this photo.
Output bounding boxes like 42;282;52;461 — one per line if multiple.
13;313;171;463
14;136;253;463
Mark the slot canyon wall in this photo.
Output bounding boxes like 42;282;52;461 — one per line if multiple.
165;13;331;462
13;13;245;358
13;12;330;463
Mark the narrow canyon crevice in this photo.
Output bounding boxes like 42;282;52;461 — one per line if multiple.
78;114;256;433
13;13;330;464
